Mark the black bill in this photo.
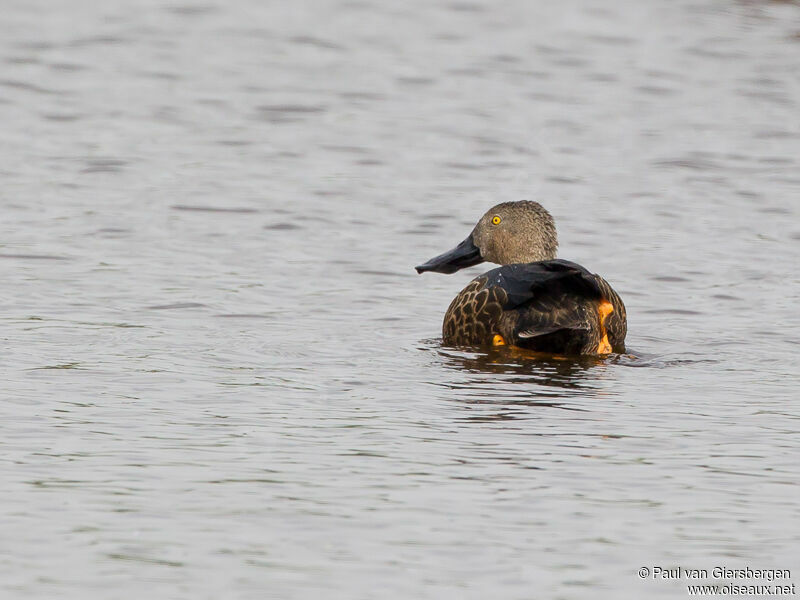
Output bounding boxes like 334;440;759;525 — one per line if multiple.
415;234;484;274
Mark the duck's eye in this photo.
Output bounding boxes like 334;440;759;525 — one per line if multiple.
491;215;502;225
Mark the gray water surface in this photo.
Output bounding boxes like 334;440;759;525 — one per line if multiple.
2;0;800;598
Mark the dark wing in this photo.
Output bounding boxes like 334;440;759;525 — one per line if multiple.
483;261;608;350
484;260;606;310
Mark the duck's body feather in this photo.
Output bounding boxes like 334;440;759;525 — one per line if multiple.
442;260;626;354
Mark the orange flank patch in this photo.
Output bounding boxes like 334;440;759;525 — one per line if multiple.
596;300;614;354
492;334;506;346
597;333;612;354
598;300;614;322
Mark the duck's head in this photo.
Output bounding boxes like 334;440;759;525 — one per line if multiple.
415;200;558;274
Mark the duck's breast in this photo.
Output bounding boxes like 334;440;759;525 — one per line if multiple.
442;276;506;346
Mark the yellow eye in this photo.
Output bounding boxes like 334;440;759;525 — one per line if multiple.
491;215;502;225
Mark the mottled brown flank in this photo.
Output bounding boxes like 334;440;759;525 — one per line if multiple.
442;277;507;345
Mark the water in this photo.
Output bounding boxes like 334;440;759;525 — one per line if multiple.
2;0;799;598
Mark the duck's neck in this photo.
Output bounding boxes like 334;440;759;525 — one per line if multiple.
498;242;557;265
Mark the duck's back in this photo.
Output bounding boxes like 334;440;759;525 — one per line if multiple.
442;260;626;354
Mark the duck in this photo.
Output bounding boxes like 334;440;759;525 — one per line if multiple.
415;201;627;355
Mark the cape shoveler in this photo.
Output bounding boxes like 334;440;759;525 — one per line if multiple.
416;201;627;355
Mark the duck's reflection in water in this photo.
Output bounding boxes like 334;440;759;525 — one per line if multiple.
422;340;618;420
